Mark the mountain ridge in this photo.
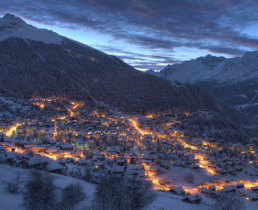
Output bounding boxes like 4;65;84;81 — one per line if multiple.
158;51;258;84
0;13;256;143
147;51;258;118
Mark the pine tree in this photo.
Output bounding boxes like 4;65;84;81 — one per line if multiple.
23;170;55;210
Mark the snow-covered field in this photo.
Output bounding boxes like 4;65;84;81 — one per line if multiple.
1;165;258;210
0;165;96;210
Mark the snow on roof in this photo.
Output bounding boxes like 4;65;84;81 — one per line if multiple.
45;148;58;152
94;161;104;166
47;161;65;171
113;165;125;173
223;185;236;192
27;156;51;165
60;144;73;149
5;152;16;159
184;195;202;202
172;186;185;194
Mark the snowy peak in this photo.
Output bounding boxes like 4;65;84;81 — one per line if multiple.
0;13;64;44
242;51;258;60
2;13;25;24
157;54;227;84
156;51;258;84
195;54;225;67
145;69;162;77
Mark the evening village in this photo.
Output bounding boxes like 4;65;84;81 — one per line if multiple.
1;94;258;205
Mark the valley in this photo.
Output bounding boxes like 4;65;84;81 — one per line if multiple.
1;95;258;209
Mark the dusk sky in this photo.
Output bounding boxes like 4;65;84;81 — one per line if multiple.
1;0;258;71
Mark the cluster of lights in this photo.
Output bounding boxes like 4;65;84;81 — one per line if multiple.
5;97;258;201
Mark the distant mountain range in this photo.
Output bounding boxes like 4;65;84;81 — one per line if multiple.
0;13;256;143
147;52;258;119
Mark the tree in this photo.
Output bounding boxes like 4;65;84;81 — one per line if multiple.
73;145;79;154
124;175;157;210
85;142;90;150
0;133;4;142
6;173;20;194
163;175;168;186
211;192;246;210
23;170;55;210
92;174;157;210
0;153;4;163
83;163;93;182
155;155;161;165
56;182;86;210
130;156;135;164
184;172;194;183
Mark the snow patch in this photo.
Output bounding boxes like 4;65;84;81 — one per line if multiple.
0;13;64;44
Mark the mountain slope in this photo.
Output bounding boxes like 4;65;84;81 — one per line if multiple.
151;52;258;118
160;52;258;84
0;13;256;144
161;54;226;84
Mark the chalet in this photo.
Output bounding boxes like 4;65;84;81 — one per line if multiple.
198;187;210;195
73;154;81;160
24;145;36;150
60;144;73;151
117;158;127;166
0;145;4;151
0;142;9;148
210;190;223;198
76;159;88;166
235;183;244;189
4;152;16;164
87;139;95;148
94;161;104;169
190;163;199;170
149;164;159;172
71;139;84;146
19;156;50;170
17;140;27;148
230;144;242;152
138;170;145;177
251;186;258;191
165;183;174;190
170;186;185;195
47;161;65;174
191;140;202;149
215;180;223;187
246;144;255;152
208;185;216;191
239;189;258;201
238;189;250;197
112;165;125;175
31;146;45;153
45;148;58;155
182;195;202;203
223;185;236;193
220;170;228;175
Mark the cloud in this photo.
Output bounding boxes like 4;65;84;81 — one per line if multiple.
91;44;181;70
1;0;258;70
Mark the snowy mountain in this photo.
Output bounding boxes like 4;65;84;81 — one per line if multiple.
0;13;257;143
161;54;226;84
0;13;132;69
145;69;162;77
0;13;64;44
159;52;258;84
0;13;230;114
148;52;258;118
